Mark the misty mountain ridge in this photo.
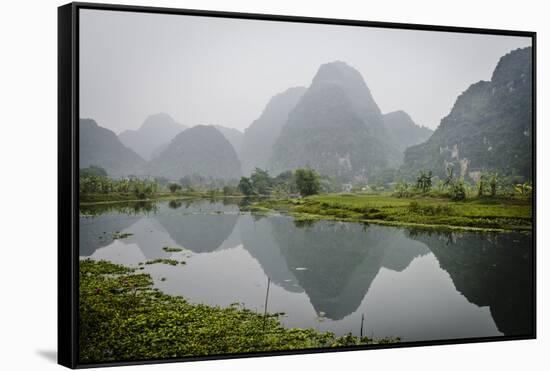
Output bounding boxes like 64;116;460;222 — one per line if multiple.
80;62;434;181
240;87;307;175
119;113;187;161
81;50;531;184
82;119;244;180
80;118;145;176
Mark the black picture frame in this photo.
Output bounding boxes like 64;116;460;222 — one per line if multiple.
58;2;537;368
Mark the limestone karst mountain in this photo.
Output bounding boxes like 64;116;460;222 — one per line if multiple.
269;61;400;179
403;47;533;180
146;125;241;180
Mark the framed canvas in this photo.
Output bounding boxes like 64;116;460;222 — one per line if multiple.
58;2;536;368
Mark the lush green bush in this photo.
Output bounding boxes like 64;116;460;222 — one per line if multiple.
449;178;466;201
393;181;412;198
168;183;182;193
295;168;321;196
238;177;255;196
415;170;433;194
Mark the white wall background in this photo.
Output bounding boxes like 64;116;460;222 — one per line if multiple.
0;0;547;370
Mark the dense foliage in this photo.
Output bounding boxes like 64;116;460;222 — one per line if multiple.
237;168;320;197
79;170;158;200
178;173;239;192
79;260;397;363
294;168;321;196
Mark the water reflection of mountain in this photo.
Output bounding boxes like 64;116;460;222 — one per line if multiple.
410;231;534;336
239;216;303;293
79;214;140;256
268;219;429;320
116;218;174;260
153;201;239;253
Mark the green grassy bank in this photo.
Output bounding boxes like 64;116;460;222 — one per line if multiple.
79;191;239;205
250;193;532;232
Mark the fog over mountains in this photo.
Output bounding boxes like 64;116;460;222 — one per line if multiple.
80;119;145;176
146;125;241;180
80;47;532;182
214;126;244;155
239;87;306;175
383;111;433;154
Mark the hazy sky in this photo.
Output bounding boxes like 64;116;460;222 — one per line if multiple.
80;9;531;133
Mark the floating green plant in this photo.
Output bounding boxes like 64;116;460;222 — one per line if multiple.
112;232;133;240
79;259;398;363
162;246;183;252
144;258;183;266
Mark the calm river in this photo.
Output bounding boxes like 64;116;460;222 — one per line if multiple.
80;198;533;342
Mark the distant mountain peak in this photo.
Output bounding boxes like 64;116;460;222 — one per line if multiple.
119;113;187;160
269;61;399;178
147;124;241;180
310;61;385;137
383;111;433;154
313;61;366;85
140;113;180;130
384;110;411;121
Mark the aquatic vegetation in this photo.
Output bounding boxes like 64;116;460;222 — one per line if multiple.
144;258;183;266
79;260;398;363
112;232;133;240
162;246;183;253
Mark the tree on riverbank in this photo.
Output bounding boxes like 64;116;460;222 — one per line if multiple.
238;177;255;196
295;168;321;196
168;183;182;193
